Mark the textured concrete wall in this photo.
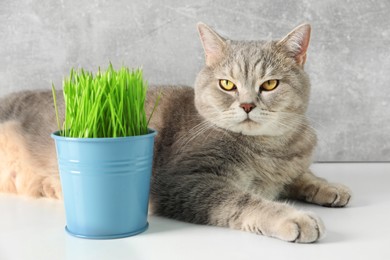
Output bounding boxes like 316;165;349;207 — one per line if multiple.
0;0;389;161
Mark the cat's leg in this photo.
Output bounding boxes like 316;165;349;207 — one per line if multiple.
151;174;325;243
0;121;61;199
41;175;62;199
286;170;351;207
34;135;62;199
0;121;40;197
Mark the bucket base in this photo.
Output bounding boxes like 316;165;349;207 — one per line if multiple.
65;223;149;239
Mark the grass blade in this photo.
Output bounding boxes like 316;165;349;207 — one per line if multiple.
55;64;157;138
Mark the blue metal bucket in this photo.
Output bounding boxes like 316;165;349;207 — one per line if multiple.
51;130;156;239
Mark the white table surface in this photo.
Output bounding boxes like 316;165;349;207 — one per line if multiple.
1;163;389;260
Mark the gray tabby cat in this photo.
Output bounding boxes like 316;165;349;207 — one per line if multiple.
0;23;351;243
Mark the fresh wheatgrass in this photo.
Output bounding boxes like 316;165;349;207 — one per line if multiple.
52;64;160;138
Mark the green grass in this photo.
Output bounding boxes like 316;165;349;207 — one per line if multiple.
52;64;159;138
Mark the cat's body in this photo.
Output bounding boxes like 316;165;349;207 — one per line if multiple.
0;23;351;243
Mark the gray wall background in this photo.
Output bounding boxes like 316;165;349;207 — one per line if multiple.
0;0;389;161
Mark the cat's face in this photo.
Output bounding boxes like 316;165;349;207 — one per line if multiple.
194;23;311;136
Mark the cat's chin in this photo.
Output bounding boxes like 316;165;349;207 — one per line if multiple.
224;120;284;136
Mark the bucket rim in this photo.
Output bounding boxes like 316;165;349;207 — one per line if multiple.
51;128;157;142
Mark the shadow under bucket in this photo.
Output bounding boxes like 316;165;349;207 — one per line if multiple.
51;129;157;239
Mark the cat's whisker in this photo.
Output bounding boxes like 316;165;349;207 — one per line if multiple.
175;110;227;149
176;120;211;145
266;118;316;145
176;120;216;151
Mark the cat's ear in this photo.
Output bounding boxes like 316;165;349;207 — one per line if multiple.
197;22;227;66
278;24;311;67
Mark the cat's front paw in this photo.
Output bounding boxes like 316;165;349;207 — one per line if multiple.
273;211;325;243
42;176;62;199
312;183;351;207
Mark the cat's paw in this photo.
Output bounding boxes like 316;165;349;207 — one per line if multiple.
312;183;351;207
274;211;325;243
42;177;62;199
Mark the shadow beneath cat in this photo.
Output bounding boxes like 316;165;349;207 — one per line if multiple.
319;230;351;244
144;215;195;235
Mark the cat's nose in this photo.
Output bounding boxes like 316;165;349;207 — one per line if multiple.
240;103;256;113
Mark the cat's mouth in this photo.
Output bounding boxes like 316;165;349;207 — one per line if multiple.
242;118;258;124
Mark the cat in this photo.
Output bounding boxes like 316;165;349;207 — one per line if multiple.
0;23;351;243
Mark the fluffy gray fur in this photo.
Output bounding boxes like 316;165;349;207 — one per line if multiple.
0;23;351;243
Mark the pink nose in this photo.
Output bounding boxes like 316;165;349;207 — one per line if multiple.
240;103;256;113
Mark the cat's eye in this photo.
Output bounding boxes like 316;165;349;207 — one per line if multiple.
260;79;279;91
219;79;237;91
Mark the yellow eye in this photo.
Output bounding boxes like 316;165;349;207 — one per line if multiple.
219;79;236;91
260;79;279;91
